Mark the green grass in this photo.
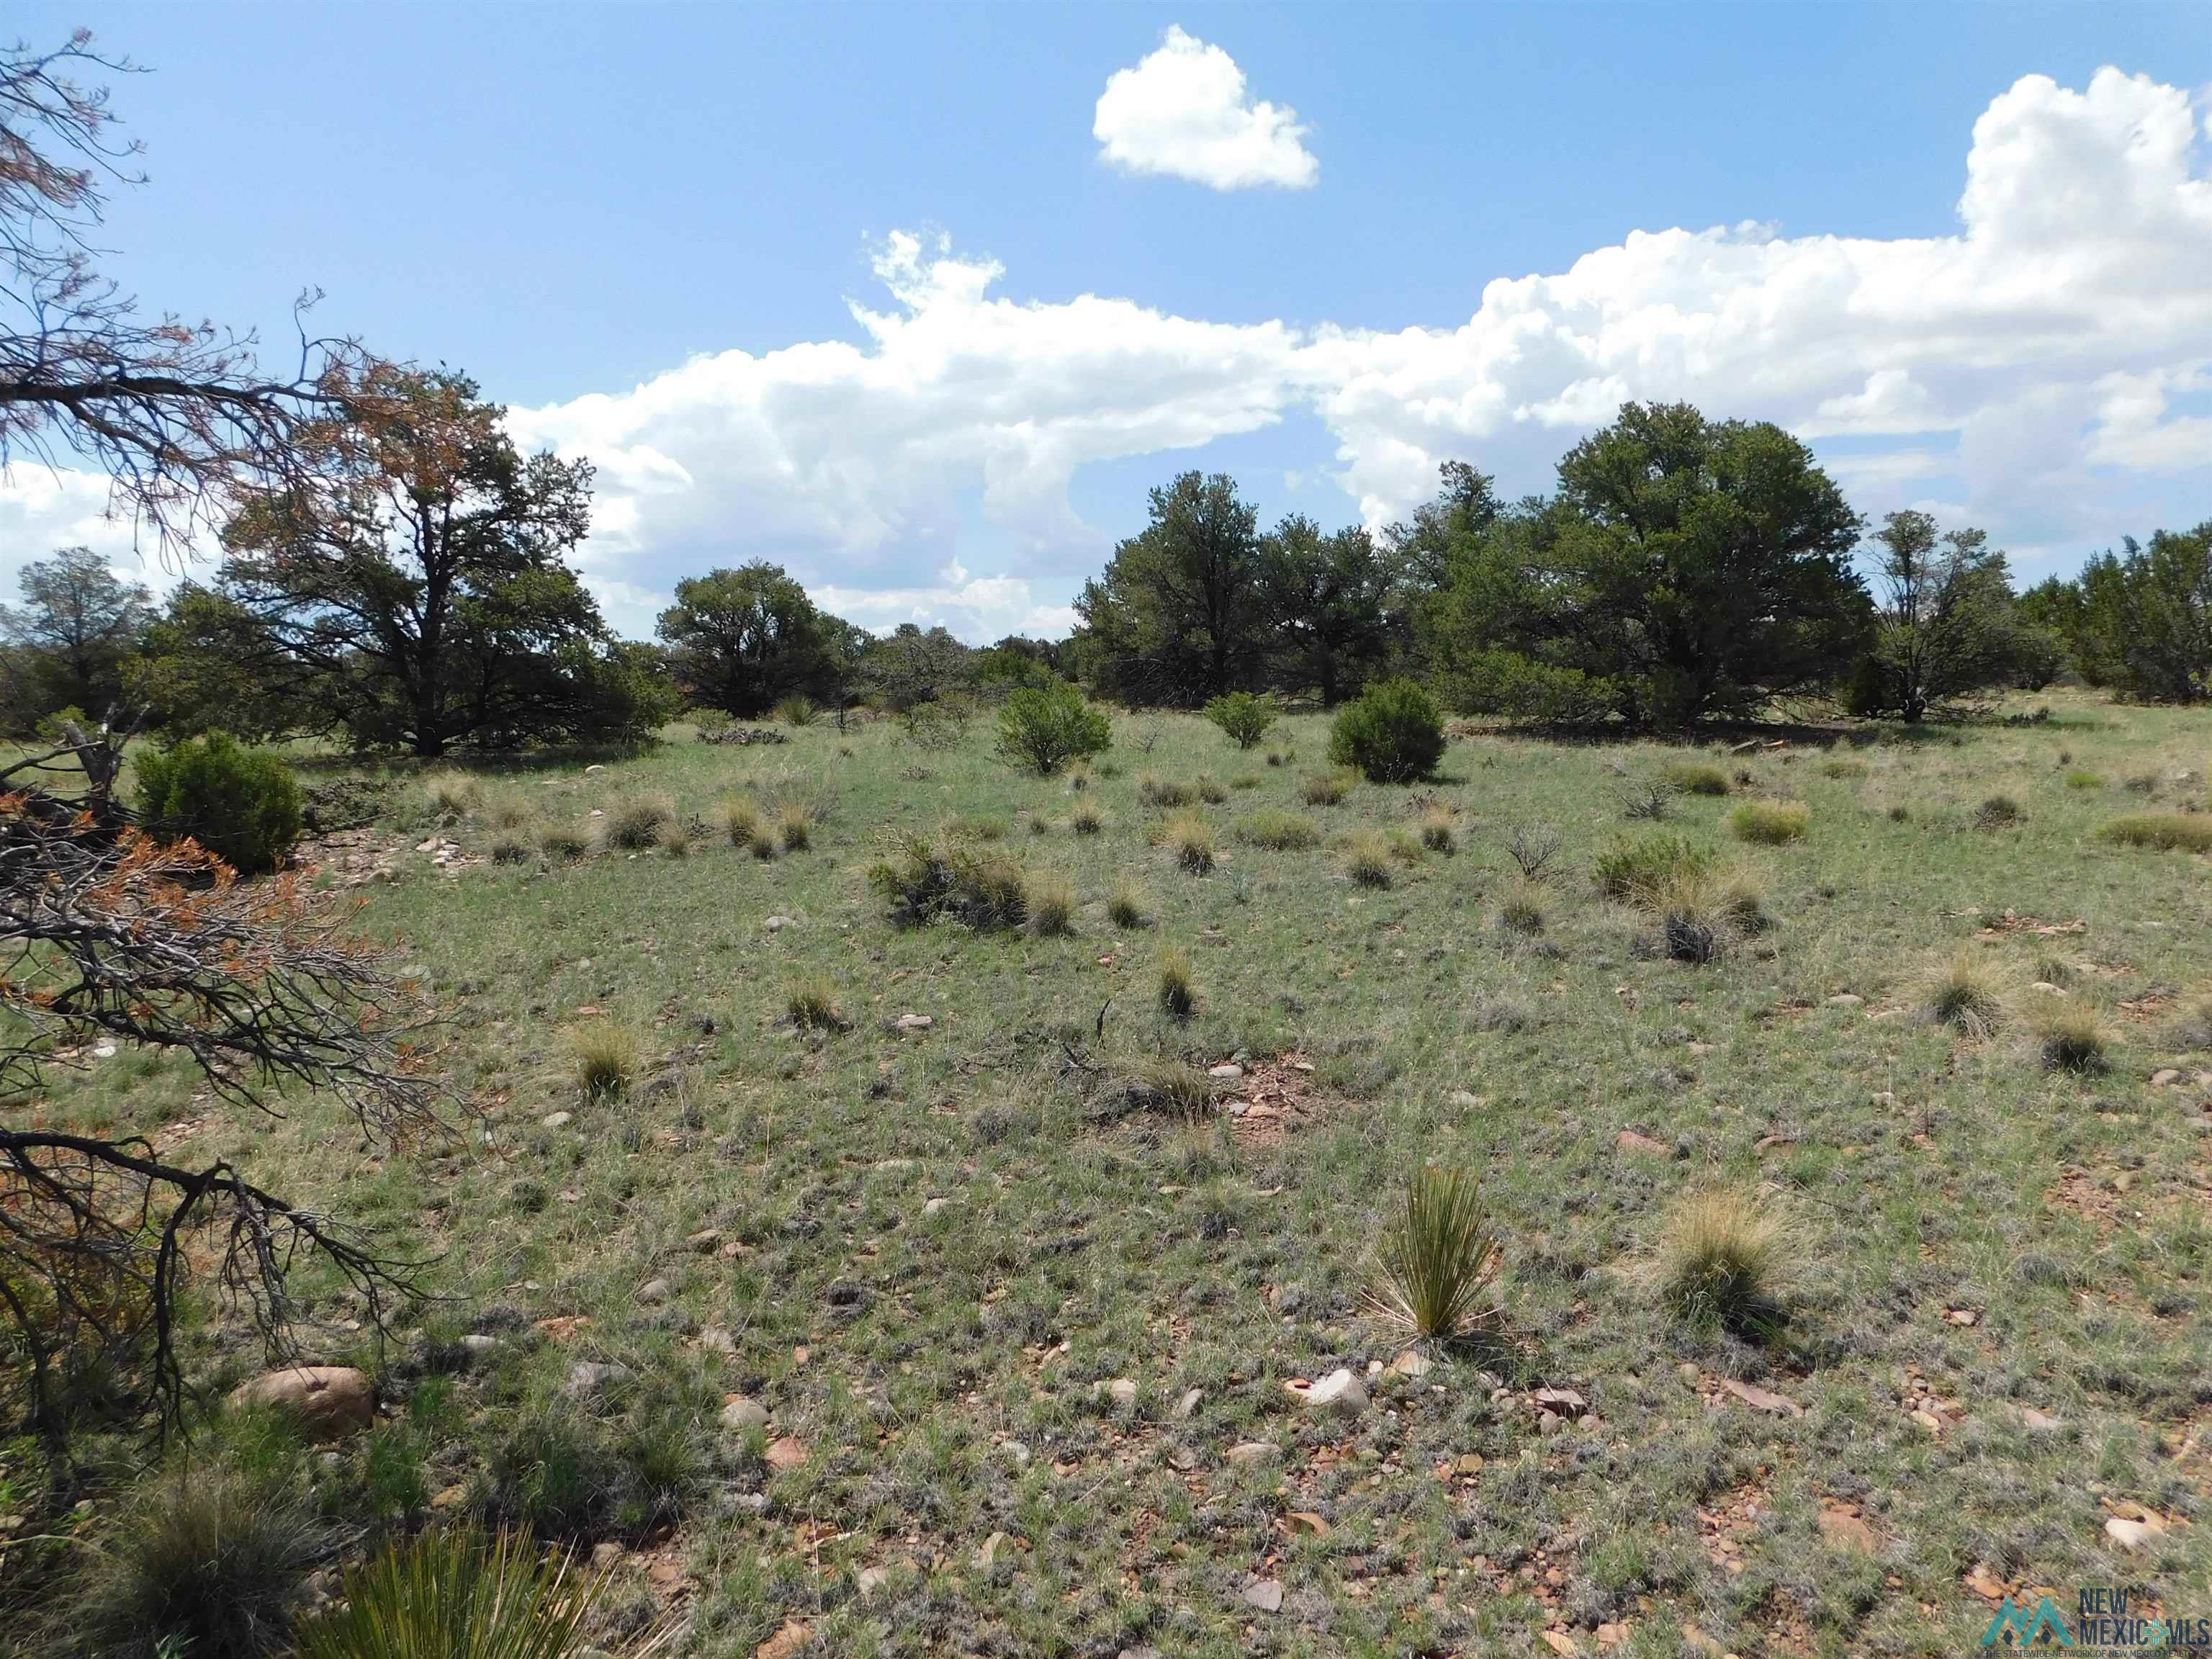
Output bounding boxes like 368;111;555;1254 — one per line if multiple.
1236;808;1321;850
1367;1164;1500;1340
1659;759;1731;796
29;690;2212;1659
1729;799;1809;843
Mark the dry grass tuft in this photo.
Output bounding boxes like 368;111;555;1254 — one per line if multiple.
424;770;485;819
1238;809;1321;851
2100;812;2212;853
1026;872;1076;936
776;799;813;851
721;795;765;847
601;793;677;850
1138;773;1195;809
1648;1186;1786;1338
1730;800;1809;844
1161;811;1217;874
1418;804;1457;853
1341;829;1394;888
1926;950;2005;1039
786;976;844;1031
2031;1000;2110;1073
1158;945;1197;1020
1300;770;1352;806
573;1024;641;1101
1660;760;1730;796
1106;879;1148;930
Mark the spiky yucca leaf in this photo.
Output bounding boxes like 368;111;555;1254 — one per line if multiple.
1369;1165;1500;1341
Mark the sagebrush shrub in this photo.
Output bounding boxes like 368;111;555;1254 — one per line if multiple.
1730;800;1809;844
1203;691;1277;750
1369;1165;1500;1340
1300;770;1352;806
1328;677;1446;783
995;681;1112;775
1238;809;1321;850
1158;945;1197;1019
2100;812;2212;853
134;733;305;876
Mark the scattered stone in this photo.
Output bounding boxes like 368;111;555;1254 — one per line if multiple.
540;1110;572;1129
2151;1068;2182;1087
565;1361;633;1400
765;1436;807;1472
1677;1362;1701;1388
763;915;796;932
1226;1441;1281;1467
923;1196;952;1216
1172;1387;1205;1420
1825;993;1863;1008
686;1228;722;1252
1001;1440;1030;1466
2105;1514;2164;1552
698;1324;736;1357
1538;1410;1563;1436
1871;1090;1899;1107
1539;1632;1579;1657
1243;1578;1284;1613
2031;981;2064;995
894;1014;934;1034
1818;1503;1879;1554
431;1483;469;1511
1447;1089;1483;1110
755;1620;810;1659
457;1334;501;1365
634;1278;671;1306
857;1565;890;1601
1719;1377;1802;1418
1208;1063;1244;1080
1387;1349;1432;1378
1287;1368;1369;1416
1753;1134;1797;1156
228;1367;374;1442
2000;1403;2064;1435
719;1395;769;1431
1964;1563;2009;1601
1532;1385;1588;1413
1943;1308;1978;1326
1092;1377;1138;1409
1615;1129;1669;1158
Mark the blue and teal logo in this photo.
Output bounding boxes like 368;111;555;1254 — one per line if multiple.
1979;1597;2074;1647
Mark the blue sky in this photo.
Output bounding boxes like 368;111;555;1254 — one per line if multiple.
7;2;2211;639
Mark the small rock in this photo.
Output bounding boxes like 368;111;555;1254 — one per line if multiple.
2031;980;2064;995
698;1324;737;1356
1243;1578;1283;1613
1537;1410;1562;1436
1208;1063;1244;1080
857;1565;890;1600
1825;993;1863;1008
1387;1349;1432;1378
1226;1440;1281;1467
1818;1504;1879;1554
1092;1377;1138;1409
565;1361;633;1400
894;1013;934;1033
227;1367;374;1442
1615;1129;1669;1158
1447;1089;1484;1110
1943;1308;1978;1326
1719;1377;1802;1417
755;1619;810;1659
2150;1068;2182;1087
765;1436;807;1472
1172;1386;1205;1420
686;1228;722;1252
634;1278;671;1306
2105;1515;2163;1552
583;764;606;774
430;1483;469;1511
1002;1439;1030;1465
763;915;796;932
719;1395;769;1431
540;1110;572;1129
1677;1362;1701;1388
457;1334;501;1364
1871;1090;1899;1107
923;1196;952;1216
2001;1403;2064;1435
1292;1368;1369;1416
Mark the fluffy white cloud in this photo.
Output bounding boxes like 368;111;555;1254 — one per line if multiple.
1092;26;1318;191
6;68;2206;634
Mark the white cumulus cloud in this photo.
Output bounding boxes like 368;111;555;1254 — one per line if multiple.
1092;26;1318;191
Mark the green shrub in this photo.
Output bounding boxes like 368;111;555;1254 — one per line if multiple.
1137;773;1195;809
2063;770;2105;791
1368;1166;1500;1340
1593;832;1712;907
995;681;1112;775
134;733;305;876
1202;691;1277;750
2100;812;2212;853
1650;1187;1786;1339
295;1528;608;1659
1328;677;1446;783
868;832;1028;930
1729;800;1809;843
1660;760;1730;796
1238;809;1321;850
73;1456;331;1659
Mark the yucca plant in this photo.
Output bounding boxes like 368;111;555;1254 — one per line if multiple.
293;1527;641;1659
1368;1165;1501;1341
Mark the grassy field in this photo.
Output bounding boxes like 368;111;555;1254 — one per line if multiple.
14;693;2212;1658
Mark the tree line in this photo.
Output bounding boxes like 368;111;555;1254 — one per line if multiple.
6;369;2205;756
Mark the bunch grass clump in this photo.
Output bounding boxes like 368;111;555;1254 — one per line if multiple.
1138;773;1195;809
1926;950;2005;1039
1161;811;1217;874
1106;879;1148;930
1026;871;1076;936
424;770;485;819
774;693;817;727
1660;760;1731;796
573;1024;641;1101
1649;1186;1786;1339
2100;812;2212;853
1974;794;2024;830
1141;1058;1214;1120
1593;832;1712;907
721;794;765;847
776;799;812;850
482;789;535;832
2063;770;2105;791
539;819;593;860
786;975;845;1031
1730;800;1809;844
1196;775;1229;805
1158;945;1197;1020
1341;829;1395;888
601;793;678;850
2031;1001;2110;1073
1301;770;1352;806
1498;881;1546;935
294;1527;621;1659
1238;809;1321;851
1070;802;1103;835
868;832;1028;930
1419;804;1457;852
1367;1165;1501;1341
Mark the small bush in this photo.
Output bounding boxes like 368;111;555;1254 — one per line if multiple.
601;793;677;850
1106;879;1148;929
868;832;1028;930
721;795;765;846
1328;677;1446;783
1503;822;1563;882
1927;951;2005;1038
786;976;844;1030
75;1456;330;1659
777;799;812;850
1161;811;1217;874
1593;832;1712;907
1138;773;1195;809
1650;1186;1785;1339
540;819;592;860
2063;770;2105;791
774;693;818;726
1158;945;1197;1020
1418;805;1457;853
1368;1165;1500;1341
294;1528;605;1659
424;769;485;819
1730;800;1809;844
2032;1002;2109;1073
1070;803;1103;835
1238;809;1321;851
1341;829;1394;888
573;1025;640;1101
1974;795;2024;830
1820;757;1866;780
2100;813;2212;853
1202;691;1277;750
1027;872;1076;936
945;814;1009;842
1300;770;1352;806
134;733;305;876
1660;761;1730;796
996;681;1113;775
490;831;533;866
1619;780;1673;820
